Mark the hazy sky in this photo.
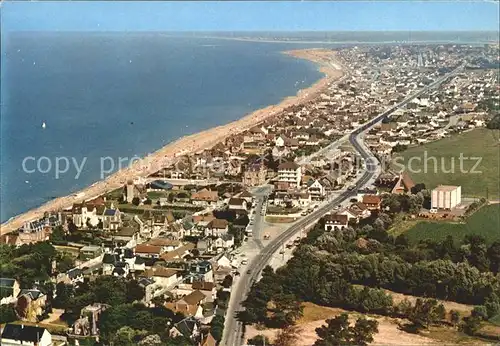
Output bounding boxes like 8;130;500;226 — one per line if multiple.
1;1;499;32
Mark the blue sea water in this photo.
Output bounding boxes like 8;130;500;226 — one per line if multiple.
1;32;325;222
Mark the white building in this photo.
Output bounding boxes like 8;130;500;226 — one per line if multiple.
431;185;462;210
277;161;302;188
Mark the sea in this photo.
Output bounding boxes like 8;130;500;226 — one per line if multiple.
1;31;497;223
1;32;327;222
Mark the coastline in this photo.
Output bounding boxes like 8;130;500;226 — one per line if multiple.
0;48;343;235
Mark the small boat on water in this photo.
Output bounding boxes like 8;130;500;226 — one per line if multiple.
41;122;46;129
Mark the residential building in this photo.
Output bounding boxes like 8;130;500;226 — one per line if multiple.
113;227;140;248
141;267;179;290
190;261;213;282
324;214;349;231
228;198;247;211
102;208;122;231
243;163;267;187
307;179;326;200
79;245;103;261
191;281;217;303
57;268;84;285
1;324;52;346
205;219;229;237
391;172;415;194
0;278;20;305
138;277;156;304
17;289;47;322
169;316;200;341
362;195;382;210
134;244;164;259
191;189;219;206
277;161;302;188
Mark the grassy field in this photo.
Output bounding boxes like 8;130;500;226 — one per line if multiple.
404;204;500;245
391;128;500;198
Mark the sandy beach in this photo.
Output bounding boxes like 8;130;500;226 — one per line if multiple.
0;48;343;235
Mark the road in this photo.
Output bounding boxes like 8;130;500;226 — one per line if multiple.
221;66;463;346
248;185;274;250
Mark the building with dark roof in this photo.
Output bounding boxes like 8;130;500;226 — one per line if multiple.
169;316;200;341
1;324;52;346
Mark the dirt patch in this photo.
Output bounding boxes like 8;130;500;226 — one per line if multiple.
387;290;474;315
245;304;437;346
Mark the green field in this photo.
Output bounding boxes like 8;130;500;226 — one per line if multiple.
392;128;500;198
405;204;500;245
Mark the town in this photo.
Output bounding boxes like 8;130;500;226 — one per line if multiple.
1;43;499;346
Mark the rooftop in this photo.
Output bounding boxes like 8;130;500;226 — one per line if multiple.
433;185;461;192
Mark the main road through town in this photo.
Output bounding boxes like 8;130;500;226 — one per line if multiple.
221;65;464;346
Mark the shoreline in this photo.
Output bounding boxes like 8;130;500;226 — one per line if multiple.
0;48;344;235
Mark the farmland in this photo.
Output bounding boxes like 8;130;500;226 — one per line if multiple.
391;128;500;199
404;204;500;245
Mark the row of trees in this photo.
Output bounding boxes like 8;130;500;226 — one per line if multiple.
242;215;500;340
312;209;500;275
98;303;187;345
0;241;57;288
56;276;146;323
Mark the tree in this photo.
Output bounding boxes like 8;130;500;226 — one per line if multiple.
248;335;271;346
471;305;488;321
132;197;141;206
111;326;146;346
459;315;482;335
487;241;500;273
54;282;74;309
274;325;302;346
50;226;66;243
0;304;17;324
486;114;500;129
210;315;225;341
406;299;442;331
126;280;145;303
411;183;426;194
222;275;233;289
313;313;378;346
450;310;461;325
68;220;79;233
484;293;500;318
56;253;75;273
270;293;304;327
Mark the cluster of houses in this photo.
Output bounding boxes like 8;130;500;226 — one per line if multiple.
1;44;496;346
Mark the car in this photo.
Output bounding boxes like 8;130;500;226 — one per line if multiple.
241;259;248;265
234;271;240;276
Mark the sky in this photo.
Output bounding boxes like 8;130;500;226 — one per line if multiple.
1;1;499;33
